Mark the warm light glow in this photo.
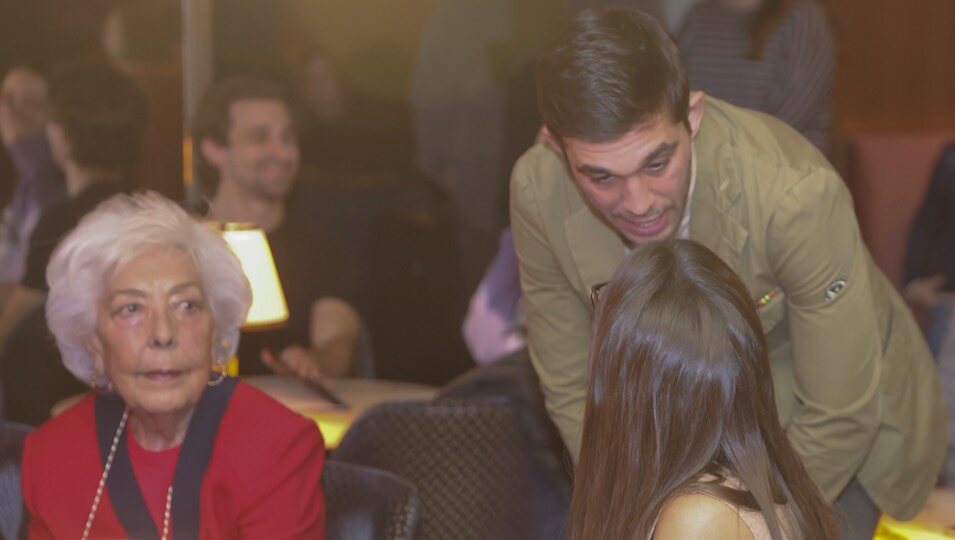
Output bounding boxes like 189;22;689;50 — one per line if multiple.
183;133;193;187
221;224;289;328
875;519;954;540
304;412;350;449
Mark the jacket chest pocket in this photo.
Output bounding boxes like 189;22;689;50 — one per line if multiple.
756;288;787;336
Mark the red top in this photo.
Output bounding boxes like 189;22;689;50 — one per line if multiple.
127;433;180;532
21;381;326;539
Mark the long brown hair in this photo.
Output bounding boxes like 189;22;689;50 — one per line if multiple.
567;240;837;539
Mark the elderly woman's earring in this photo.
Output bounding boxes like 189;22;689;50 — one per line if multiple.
208;359;227;387
90;372;113;393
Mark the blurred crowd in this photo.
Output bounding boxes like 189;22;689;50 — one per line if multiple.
0;1;953;537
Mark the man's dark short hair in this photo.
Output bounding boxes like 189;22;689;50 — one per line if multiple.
49;60;148;177
536;7;689;143
191;78;290;196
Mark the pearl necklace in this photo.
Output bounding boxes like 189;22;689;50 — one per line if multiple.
83;409;173;540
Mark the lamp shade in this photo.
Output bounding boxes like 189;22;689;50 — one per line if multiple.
221;224;289;328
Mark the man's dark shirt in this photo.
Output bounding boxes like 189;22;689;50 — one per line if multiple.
235;183;364;374
22;181;124;291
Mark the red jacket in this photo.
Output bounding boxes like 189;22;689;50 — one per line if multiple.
21;381;326;539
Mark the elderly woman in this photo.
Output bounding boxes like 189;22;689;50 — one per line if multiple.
20;192;326;539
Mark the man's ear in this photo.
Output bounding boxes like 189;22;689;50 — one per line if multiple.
538;125;564;157
200;138;226;168
687;91;706;138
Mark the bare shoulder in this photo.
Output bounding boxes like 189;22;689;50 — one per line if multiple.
653;493;756;540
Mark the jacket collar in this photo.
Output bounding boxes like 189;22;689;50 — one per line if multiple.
688;130;749;276
565;199;627;297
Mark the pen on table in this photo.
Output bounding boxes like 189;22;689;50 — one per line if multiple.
260;347;350;409
306;377;349;410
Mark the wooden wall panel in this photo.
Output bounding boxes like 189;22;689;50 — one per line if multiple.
828;0;955;129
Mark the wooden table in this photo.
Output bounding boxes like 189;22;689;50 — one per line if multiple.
53;376;437;449
242;375;437;448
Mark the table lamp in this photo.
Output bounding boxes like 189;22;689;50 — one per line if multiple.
220;223;289;374
218;223;347;409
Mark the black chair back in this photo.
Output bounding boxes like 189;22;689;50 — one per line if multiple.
333;398;568;540
322;460;419;540
437;349;573;502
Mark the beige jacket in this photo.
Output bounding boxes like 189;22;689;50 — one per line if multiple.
510;97;947;519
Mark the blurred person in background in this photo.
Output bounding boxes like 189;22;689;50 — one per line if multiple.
22;60;146;292
904;143;955;351
678;0;835;152
0;60;145;362
193;78;366;382
288;46;416;177
0;65;64;285
411;0;567;293
101;0;184;201
21;192;326;538
904;142;955;485
462;228;525;365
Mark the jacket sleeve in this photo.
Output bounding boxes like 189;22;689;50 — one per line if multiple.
510;153;591;460
767;166;882;500
238;420;326;539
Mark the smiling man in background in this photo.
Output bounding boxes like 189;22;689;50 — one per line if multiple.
194;78;365;382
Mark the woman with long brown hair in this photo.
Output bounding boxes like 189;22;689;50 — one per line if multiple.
567;240;837;539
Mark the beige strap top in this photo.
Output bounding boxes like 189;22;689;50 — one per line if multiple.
651;477;792;540
710;496;781;540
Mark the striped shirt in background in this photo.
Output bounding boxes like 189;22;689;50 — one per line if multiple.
677;0;835;152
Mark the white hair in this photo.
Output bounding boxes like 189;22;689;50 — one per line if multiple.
45;191;252;385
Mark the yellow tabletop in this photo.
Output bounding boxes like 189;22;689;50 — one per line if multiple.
875;489;955;539
242;375;437;448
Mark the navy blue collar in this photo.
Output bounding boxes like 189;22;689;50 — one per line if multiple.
95;377;237;540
